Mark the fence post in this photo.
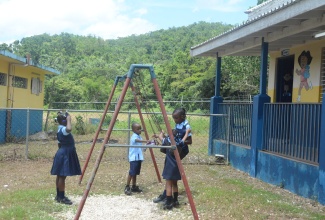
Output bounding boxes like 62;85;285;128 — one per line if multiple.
127;111;131;158
209;96;223;155
25;108;30;159
127;111;131;144
226;106;231;164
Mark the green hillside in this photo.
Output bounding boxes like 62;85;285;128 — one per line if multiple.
0;21;260;105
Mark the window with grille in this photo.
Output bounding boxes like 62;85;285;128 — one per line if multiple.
321;47;325;102
0;72;6;86
12;76;27;89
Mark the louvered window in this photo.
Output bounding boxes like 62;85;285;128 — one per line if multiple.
321;48;325;102
31;77;42;95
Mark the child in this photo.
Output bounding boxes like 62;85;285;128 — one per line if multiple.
124;122;148;195
153;108;192;209
50;111;81;205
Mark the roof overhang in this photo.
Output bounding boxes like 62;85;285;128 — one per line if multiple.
0;50;60;75
190;0;325;57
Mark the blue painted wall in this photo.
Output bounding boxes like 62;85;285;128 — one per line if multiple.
212;139;227;156
0;110;6;143
11;110;43;138
213;140;319;201
230;145;251;174
0;109;43;142
256;152;319;199
29;110;43;134
11;110;27;138
213;140;251;173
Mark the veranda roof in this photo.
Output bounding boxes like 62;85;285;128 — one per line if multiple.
190;0;325;57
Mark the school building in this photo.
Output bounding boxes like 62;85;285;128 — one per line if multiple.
191;0;325;205
0;50;59;143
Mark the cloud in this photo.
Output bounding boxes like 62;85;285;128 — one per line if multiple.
0;0;253;44
0;0;156;43
135;8;148;16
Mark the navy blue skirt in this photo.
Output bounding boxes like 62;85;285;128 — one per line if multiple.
51;146;81;176
162;151;181;180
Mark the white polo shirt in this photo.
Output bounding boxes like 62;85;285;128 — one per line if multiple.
128;133;144;161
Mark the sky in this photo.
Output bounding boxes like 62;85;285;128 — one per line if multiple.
0;0;258;44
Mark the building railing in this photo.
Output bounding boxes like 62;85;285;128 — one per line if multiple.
263;103;321;164
218;103;253;147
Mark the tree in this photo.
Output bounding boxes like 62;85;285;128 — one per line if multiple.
7;21;260;108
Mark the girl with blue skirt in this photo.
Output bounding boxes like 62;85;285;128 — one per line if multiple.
51;111;81;205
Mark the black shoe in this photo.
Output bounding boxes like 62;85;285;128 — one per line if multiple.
131;185;142;193
173;200;180;208
163;201;174;210
124;185;132;195
153;194;166;203
57;196;72;205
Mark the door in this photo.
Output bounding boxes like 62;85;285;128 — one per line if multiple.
276;55;294;103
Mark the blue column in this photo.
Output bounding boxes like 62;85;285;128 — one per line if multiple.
215;55;221;97
209;55;223;155
250;38;270;177
318;96;325;205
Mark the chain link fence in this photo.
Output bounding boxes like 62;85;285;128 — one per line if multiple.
0;102;229;182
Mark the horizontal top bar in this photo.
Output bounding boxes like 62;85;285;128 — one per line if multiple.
105;144;176;149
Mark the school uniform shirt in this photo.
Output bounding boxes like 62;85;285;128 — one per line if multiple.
175;120;192;137
162;120;192;180
128;133;144;162
161;120;192;146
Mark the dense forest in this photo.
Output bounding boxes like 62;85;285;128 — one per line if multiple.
1;21;262;105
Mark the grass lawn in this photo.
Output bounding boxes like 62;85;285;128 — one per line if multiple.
1;156;325;220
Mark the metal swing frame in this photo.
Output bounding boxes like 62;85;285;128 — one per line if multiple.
74;64;199;220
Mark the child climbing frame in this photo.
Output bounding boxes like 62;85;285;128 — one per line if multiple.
74;64;199;220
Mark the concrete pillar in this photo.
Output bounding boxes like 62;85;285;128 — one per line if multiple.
318;95;325;205
209;55;223;155
250;38;271;176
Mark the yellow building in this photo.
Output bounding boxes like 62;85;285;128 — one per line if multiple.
0;50;59;143
268;41;325;103
0;50;59;108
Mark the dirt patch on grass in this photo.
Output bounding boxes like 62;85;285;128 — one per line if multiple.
53;195;189;220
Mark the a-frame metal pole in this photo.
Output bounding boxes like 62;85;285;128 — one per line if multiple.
130;84;162;183
74;77;131;220
152;78;199;220
75;64;198;219
78;76;123;184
